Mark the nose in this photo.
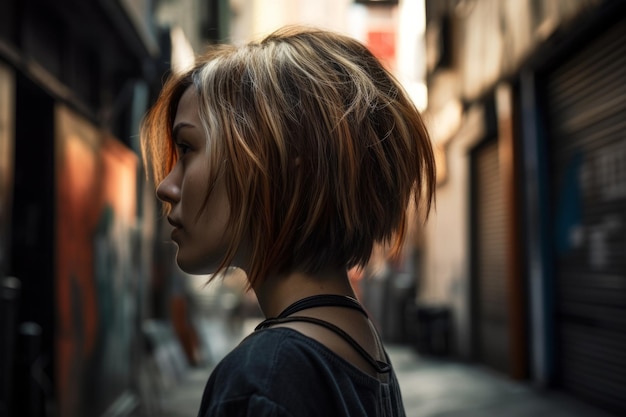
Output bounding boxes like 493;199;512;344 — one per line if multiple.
156;168;181;205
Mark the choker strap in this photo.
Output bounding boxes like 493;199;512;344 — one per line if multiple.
275;294;368;319
255;294;368;331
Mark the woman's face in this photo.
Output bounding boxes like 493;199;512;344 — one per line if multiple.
157;87;233;274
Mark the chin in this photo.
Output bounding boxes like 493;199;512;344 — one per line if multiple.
176;260;211;275
175;254;222;276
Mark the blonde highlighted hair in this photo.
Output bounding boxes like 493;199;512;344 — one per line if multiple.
141;26;435;286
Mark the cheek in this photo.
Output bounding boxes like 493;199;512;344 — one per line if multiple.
181;164;210;214
190;180;232;246
199;195;231;238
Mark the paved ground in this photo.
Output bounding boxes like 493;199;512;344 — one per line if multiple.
390;348;612;417
150;319;614;417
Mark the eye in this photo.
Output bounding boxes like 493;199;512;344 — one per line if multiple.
176;142;191;157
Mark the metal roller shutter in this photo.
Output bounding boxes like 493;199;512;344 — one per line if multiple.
546;17;626;415
474;139;510;374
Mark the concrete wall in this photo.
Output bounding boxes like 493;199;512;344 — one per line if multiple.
422;104;484;358
421;0;604;359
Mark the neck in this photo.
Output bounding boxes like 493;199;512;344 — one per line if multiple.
252;268;356;318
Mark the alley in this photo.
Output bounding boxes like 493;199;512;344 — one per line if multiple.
154;319;612;417
3;1;626;416
390;348;611;417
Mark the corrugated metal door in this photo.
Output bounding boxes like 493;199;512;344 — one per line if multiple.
474;139;510;374
546;17;626;415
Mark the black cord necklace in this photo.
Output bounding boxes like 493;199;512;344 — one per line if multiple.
255;294;390;374
278;294;368;319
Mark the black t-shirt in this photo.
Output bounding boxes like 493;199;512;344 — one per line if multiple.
198;327;406;417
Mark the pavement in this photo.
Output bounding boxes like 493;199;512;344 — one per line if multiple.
390;348;612;417
148;319;614;417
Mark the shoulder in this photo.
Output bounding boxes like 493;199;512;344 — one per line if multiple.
208;327;331;388
211;327;383;386
199;328;361;416
216;328;294;380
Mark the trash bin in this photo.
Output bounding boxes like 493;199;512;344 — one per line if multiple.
406;302;452;356
383;272;415;344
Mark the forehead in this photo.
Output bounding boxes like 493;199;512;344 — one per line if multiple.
173;86;202;128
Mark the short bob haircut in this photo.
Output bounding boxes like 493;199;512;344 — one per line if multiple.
141;26;435;287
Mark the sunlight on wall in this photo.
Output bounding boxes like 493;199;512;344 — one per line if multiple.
250;0;354;40
397;0;427;111
171;26;196;75
235;0;427;110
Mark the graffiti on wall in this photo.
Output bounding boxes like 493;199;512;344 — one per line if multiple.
55;105;139;417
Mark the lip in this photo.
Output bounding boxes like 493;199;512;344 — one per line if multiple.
167;217;183;229
170;228;181;242
167;217;183;242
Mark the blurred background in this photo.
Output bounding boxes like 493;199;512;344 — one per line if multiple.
0;0;625;416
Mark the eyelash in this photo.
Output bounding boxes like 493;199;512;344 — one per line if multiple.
176;142;190;156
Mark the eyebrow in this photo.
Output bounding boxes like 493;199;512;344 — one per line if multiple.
171;122;195;142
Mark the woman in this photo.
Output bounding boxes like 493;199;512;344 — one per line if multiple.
141;26;435;417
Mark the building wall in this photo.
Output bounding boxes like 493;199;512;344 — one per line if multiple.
0;1;168;415
156;0;208;50
228;0;425;105
0;64;14;281
230;0;356;43
422;104;485;357
422;0;604;361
